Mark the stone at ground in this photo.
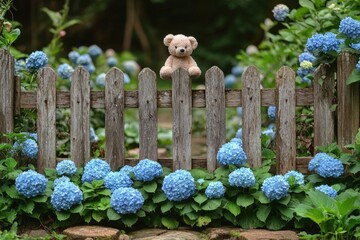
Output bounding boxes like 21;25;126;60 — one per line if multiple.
118;233;131;240
127;228;205;240
27;229;48;238
206;227;242;240
63;225;119;240
238;229;299;240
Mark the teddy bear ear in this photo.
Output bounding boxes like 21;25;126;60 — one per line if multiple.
164;34;174;46
188;36;198;50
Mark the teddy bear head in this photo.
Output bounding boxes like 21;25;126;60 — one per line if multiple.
163;34;198;58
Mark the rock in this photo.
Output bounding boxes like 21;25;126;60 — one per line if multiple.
118;233;130;240
27;229;48;238
206;227;242;240
127;228;205;240
238;229;299;240
63;226;120;240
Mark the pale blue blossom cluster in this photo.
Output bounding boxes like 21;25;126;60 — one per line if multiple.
81;158;111;183
15;170;48;198
88;44;102;59
53;176;71;188
25;51;48;72
262;128;275;140
284;170;305;185
308;153;344;178
231;66;244;77
235;128;242;139
267;106;276;120
133;159;163;182
315;184;337;198
104;172;133;192
217;141;247;166
350;42;360;51
230;137;242;146
339;17;360;40
205;181;225;199
299;52;316;63
197;178;205;185
107;57;118;67
297;52;316;83
76;54;95;74
15;59;26;76
224;74;237;88
68;51;80;64
90;127;99;142
13;133;38;159
162;170;196;201
51;181;83;211
356;59;360;71
56;160;77;176
96;73;106;87
110;187;144;214
119;165;133;176
57;63;74;79
272;4;289;22
306;32;342;56
122;60;140;75
261;175;289;201
228;167;256;188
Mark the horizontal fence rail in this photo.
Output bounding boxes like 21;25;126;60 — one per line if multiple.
0;49;359;174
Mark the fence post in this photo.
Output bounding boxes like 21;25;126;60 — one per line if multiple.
70;67;91;167
242;66;262;168
37;68;57;172
337;52;359;150
138;68;158;161
172;68;192;170
0;50;14;144
276;66;296;174
105;68;125;170
313;64;335;150
205;66;226;172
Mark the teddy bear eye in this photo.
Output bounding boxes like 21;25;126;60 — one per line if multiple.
175;46;178;49
185;46;188;49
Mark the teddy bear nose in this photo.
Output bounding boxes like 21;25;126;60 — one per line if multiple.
180;48;185;53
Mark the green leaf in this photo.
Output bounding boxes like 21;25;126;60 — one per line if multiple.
122;215;138;227
186;211;198;221
70;204;83;214
277;195;291;205
347;69;360;85
236;194;254;208
346;216;360;231
266;214;288;230
107;208;121;221
4;209;17;223
190;168;211;179
20;201;34;214
5;185;21;199
194;194;207;205
226;201;241;217
160;201;173;213
136;210;146;218
299;0;315;10
152;192;167;203
92;211;103;222
278;206;294;220
256;205;271;222
42;7;62;26
201;199;222;211
252;191;270;204
143;181;157;193
32;195;48;203
308;191;337;214
161;217;179;229
61;19;81;30
180;204;193;215
56;211;71;221
294;204;326;225
142;203;156;212
196;216;212;227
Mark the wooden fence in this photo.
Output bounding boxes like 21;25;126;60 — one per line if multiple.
0;49;359;174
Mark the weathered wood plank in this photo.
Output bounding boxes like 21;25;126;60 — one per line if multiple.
337;52;359;150
14;76;21;115
313;64;335;150
205;66;226;172
0;50;14;143
139;68;158;160
276;66;296;174
172;68;192;170
37;68;57;172
70;67;91;167
242;66;262;168
105;68;125;170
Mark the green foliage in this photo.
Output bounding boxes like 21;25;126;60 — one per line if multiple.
0;0;20;50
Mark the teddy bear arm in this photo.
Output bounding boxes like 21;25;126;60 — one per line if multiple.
188;57;201;79
160;56;174;80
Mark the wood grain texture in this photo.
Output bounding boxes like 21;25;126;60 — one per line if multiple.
14;76;21;115
314;64;335;150
138;68;158;160
105;68;125;170
205;66;226;172
0;50;14;143
337;53;359;150
275;67;296;174
70;67;91;167
172;68;192;170
37;68;57;172
242;66;262;168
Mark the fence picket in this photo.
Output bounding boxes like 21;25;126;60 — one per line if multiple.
172;68;192;170
70;67;91;167
105;68;125;170
205;66;226;172
37;68;57;172
138;68;158;161
337;52;359;150
314;64;335;150
276;67;296;174
0;50;14;143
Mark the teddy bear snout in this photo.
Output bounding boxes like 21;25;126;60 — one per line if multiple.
180;48;185;53
176;47;186;56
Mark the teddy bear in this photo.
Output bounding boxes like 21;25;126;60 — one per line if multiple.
160;34;201;80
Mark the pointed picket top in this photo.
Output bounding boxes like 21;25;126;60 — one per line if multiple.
139;67;156;80
205;66;223;79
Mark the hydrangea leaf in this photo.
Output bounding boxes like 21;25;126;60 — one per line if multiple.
180;204;193;216
70;204;83;214
92;211;103;222
196;216;212;227
32;195;48;203
225;201;241;217
142;203;156;212
136;210;146;218
347;69;360;85
186;211;198;221
201;199;222;211
161;217;179;229
278;205;294;220
194;194;207;205
107;208;121;221
294;204;326;225
143;181;157;193
160;201;173;213
152;192;167;203
277;195;291;205
122;215;138;227
256;205;271;222
237;194;254;208
20;201;34;214
308;190;337;213
5;185;21;199
299;0;315;11
252;191;270;204
56;211;71;221
266;214;288;230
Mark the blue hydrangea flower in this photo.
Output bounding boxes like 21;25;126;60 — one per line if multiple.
230;137;242;146
284;170;304;185
122;60;140;74
81;158;111;183
228;167;256;188
51;181;83;211
96;73;106;87
133;159;163;182
297;67;315;78
76;54;93;66
322;32;342;53
56;159;77;176
104;171;133;192
90;127;99;142
217;141;247;166
119;165;133;176
268;123;275;130
13;135;38;159
231;66;244;77
205;181;225;199
306;33;325;55
68;51;80;63
88;44;102;58
110;187;144;214
308;152;328;171
339;17;360;40
317;157;344;178
315;184;337;198
350;42;360;51
272;4;289;21
53;176;71;188
224;74;237;88
235;128;242;138
267;106;276;120
261;175;289;201
124;73;131;84
15;59;26;76
15;170;48;198
197;178;205;185
301;77;312;84
25;51;48;71
57;63;74;79
299;52;316;63
262;128;275;140
356;59;360;71
236;107;243;117
107;57;118;67
83;64;96;74
306;33;341;55
162;170;196;201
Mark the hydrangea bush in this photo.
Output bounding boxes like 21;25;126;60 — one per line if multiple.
162;169;196;201
15;170;48;198
110;187;144;214
133;159;163;182
81;158;111;183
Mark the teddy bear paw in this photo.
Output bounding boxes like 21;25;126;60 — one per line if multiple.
160;66;172;80
188;66;201;79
